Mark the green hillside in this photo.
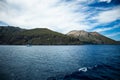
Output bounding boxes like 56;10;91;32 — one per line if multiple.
0;26;119;45
0;26;81;45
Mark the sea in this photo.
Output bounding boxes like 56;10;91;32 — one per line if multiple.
0;45;120;80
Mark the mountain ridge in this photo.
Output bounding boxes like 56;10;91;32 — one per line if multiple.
0;26;81;45
0;26;119;45
67;30;116;44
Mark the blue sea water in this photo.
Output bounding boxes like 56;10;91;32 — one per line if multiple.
0;45;120;80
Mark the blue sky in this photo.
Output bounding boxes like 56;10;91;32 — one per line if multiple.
0;0;120;40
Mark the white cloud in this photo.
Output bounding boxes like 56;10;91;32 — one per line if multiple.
106;32;120;37
0;0;93;33
0;0;120;34
93;24;120;32
99;0;112;3
92;6;120;24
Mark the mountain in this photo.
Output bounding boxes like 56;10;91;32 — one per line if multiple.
0;26;118;45
0;26;81;45
0;26;24;44
117;41;120;44
67;30;117;44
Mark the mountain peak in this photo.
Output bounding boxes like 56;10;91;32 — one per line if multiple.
67;30;89;38
90;32;100;36
67;30;116;44
67;30;87;34
68;30;87;33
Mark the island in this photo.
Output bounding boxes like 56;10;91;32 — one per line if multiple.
0;26;119;45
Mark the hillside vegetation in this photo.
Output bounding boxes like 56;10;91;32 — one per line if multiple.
0;26;118;45
0;26;81;45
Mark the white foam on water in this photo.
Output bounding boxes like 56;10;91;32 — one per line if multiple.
78;65;98;72
78;67;87;72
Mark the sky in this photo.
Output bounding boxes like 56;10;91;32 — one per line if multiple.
0;0;120;40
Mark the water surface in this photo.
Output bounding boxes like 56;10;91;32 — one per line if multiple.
0;45;120;80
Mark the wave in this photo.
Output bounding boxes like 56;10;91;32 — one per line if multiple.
78;64;98;72
47;64;120;80
78;67;87;72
